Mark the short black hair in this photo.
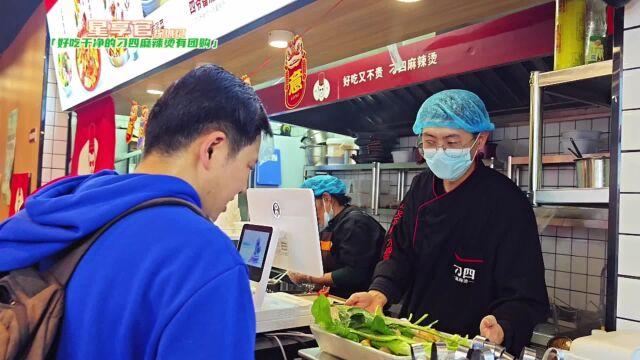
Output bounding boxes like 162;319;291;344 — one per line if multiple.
144;64;272;156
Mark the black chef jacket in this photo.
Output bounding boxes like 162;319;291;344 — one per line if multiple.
320;206;386;299
370;161;549;354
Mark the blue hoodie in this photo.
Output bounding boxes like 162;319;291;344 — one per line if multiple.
0;171;255;360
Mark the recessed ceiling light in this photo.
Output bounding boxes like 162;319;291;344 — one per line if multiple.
268;30;294;49
146;89;164;95
397;0;421;2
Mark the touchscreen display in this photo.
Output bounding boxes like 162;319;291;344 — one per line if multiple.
238;229;270;269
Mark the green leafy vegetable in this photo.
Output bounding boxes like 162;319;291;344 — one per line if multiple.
311;295;471;356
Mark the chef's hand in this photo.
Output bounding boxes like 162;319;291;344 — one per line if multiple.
345;290;388;313
288;272;308;285
480;315;505;345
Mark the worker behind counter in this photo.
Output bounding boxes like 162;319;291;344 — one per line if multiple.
288;175;386;299
347;90;550;355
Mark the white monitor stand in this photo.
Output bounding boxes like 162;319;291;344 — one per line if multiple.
237;224;315;333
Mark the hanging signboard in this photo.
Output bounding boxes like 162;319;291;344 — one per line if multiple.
9;173;30;217
284;35;307;109
45;0;298;111
257;3;554;116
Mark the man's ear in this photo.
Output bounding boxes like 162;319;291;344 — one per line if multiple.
199;131;227;170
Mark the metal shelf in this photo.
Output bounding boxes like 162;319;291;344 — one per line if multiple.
538;60;613;87
304;162;427;172
536;188;609;205
534;206;608;229
510;152;610;166
304;163;375;172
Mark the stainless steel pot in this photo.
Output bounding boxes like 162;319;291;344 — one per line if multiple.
303;144;327;166
575;156;609;188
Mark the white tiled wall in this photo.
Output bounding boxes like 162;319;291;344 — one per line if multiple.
42;49;70;185
617;1;640;329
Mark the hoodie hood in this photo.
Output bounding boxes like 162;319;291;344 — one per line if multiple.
0;170;202;271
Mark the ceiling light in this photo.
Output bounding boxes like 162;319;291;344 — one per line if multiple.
396;0;421;2
146;89;163;95
268;30;294;48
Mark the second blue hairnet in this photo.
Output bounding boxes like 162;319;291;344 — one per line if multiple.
301;175;347;197
413;89;495;135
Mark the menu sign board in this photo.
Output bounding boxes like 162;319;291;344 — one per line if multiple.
46;0;297;111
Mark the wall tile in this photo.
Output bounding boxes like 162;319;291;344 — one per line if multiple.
572;239;588;257
42;153;52;168
517;125;529;139
53;140;67;155
544;122;560;137
44;126;54;140
53;126;67;141
625;0;640;29
41;168;52;184
558;227;572;238
43;139;53;154
573;227;588;240
622;69;640;110
505;126;517;140
619;235;640;277
55;112;69;127
543;253;556;270
621;152;640;193
587;275;602;295
45;111;55;125
588;258;606;276
557;255;571;272
543;169;559;187
571;273;587;292
620;194;640;234
556;272;571;289
46;99;56;112
542;226;557;237
540;236;556;253
558;167;576;187
547;287;555;300
591;117;610;133
588;240;606;259
587;294;601;312
571;256;588;274
557;238;572;255
576;119;592;130
545;270;555;287
622;110;640;151
589;228;607;241
544;137;560;154
560;121;576;133
51;168;66;181
617;318;640;331
52;154;66;169
570;291;587;310
618;277;640;321
555;289;570;305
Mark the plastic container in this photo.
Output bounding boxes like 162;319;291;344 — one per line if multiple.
554;0;587;70
391;150;413;163
326;138;358;158
585;0;608;64
327;156;344;165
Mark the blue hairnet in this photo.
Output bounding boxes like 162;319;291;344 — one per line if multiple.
413;89;495;135
301;175;347;197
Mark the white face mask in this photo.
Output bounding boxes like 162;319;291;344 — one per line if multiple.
319;198;334;231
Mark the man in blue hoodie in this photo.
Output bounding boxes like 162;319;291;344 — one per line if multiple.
0;64;270;359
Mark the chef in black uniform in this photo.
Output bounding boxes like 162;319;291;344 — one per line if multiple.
346;90;549;354
288;175;386;299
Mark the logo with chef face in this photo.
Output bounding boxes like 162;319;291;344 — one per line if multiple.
272;201;281;219
313;72;330;102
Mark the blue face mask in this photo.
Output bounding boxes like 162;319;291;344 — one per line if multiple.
424;138;479;181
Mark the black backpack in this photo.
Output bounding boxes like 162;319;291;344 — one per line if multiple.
0;198;205;360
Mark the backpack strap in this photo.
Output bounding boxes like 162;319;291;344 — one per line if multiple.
48;197;207;287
